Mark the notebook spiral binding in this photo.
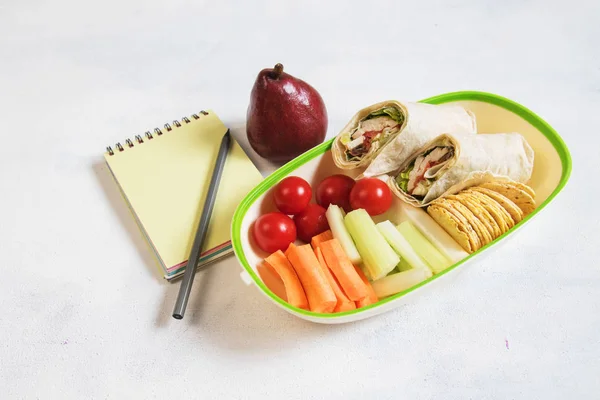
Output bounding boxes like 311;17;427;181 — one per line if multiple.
106;110;209;156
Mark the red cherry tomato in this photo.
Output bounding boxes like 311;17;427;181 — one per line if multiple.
349;178;392;216
315;174;356;213
273;176;312;215
293;204;329;243
253;212;297;253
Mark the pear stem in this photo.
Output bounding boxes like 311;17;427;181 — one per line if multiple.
271;63;284;79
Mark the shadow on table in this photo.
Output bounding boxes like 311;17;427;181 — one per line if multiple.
154;256;366;354
91;160;164;282
151;242;393;354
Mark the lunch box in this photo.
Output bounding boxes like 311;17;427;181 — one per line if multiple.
230;91;572;324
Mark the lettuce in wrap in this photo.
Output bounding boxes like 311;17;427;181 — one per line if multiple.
338;106;404;163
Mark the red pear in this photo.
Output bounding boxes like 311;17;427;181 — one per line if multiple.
247;63;328;163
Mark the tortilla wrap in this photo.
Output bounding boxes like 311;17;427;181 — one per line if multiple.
332;101;476;171
361;102;477;176
388;132;534;207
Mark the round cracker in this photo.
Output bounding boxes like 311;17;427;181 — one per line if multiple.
427;204;473;253
432;199;481;251
482;180;535;199
504;181;535;199
470;187;524;224
478;182;536;216
433;199;481;251
456;193;502;240
446;196;493;247
464;190;513;234
469;190;516;230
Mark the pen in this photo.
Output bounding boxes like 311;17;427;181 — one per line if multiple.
172;129;232;319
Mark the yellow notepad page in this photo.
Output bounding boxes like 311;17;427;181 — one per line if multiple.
104;111;263;271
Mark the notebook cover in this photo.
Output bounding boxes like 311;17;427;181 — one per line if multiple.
104;111;263;276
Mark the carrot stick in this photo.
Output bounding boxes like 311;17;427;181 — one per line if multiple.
257;261;287;301
356;297;374;308
315;248;356;312
310;230;334;251
285;244;336;313
319;238;369;301
354;266;379;308
264;250;309;310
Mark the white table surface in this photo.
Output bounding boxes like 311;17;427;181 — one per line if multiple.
2;0;599;398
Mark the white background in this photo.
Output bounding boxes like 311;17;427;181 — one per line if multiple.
1;0;599;399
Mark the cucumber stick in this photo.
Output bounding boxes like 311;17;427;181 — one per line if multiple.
376;221;432;273
371;268;431;298
396;258;412;272
325;205;361;265
397;221;452;274
396;200;468;263
344;209;399;280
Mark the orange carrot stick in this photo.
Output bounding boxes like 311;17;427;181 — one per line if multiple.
285;244;336;313
356;297;374;308
264;250;309;310
320;238;369;301
315;248;356;313
354;266;379;308
257;261;287;301
310;230;334;250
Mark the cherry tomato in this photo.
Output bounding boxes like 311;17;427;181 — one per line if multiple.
349;178;392;216
293;204;329;243
253;212;297;253
273;176;312;215
315;174;356;213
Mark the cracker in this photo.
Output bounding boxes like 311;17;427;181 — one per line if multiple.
483;180;536;199
457;193;502;239
470;187;524;224
427;204;473;253
464;190;514;234
432;198;481;251
478;182;536;216
446;196;493;247
506;181;535;198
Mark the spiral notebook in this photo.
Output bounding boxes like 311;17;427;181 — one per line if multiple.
104;110;264;280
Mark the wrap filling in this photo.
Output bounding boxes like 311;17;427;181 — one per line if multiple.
395;146;454;199
340;107;404;161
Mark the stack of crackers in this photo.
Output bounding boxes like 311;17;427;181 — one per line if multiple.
427;181;536;253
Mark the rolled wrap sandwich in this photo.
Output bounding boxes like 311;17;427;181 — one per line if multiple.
388;132;534;207
332;101;476;170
